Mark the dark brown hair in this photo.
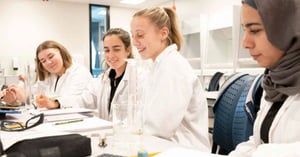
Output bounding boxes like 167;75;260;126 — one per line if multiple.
102;28;134;69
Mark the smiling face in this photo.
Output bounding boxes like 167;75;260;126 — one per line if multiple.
104;34;130;76
241;4;284;68
38;48;65;76
131;16;169;61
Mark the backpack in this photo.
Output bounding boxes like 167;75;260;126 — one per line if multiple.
211;73;263;155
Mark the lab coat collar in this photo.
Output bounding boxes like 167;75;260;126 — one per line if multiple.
255;92;294;144
268;94;294;143
103;66;130;82
49;63;78;80
154;44;178;64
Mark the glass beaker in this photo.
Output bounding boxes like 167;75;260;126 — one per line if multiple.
127;59;144;135
23;64;34;110
111;100;142;156
110;59;146;156
112;101;130;135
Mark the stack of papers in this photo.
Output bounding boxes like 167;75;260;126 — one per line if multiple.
29;108;112;132
29;108;94;122
0;101;22;114
30;107;94;116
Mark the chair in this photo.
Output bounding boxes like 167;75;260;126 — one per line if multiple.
211;73;263;155
208;72;224;91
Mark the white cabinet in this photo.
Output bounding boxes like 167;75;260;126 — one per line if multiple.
180;6;264;89
181;5;264;88
204;6;241;74
201;7;236;87
205;26;234;74
182;33;201;69
180;14;207;80
204;5;264;75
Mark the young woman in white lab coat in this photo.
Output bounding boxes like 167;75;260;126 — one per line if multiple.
58;28;134;119
229;0;300;156
130;7;210;151
1;40;92;109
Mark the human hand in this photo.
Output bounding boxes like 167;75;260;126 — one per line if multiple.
1;84;26;105
1;88;16;104
0;89;6;99
35;94;59;109
18;74;25;82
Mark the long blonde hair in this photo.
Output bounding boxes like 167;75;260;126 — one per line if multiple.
133;7;183;51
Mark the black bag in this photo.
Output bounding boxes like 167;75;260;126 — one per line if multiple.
4;134;91;157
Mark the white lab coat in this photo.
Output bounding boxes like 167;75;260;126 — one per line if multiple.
60;67;130;120
229;92;300;157
142;44;210;151
37;63;93;108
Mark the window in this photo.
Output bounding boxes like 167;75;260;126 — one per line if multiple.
89;4;110;77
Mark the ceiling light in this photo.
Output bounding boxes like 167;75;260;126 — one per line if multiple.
120;0;145;5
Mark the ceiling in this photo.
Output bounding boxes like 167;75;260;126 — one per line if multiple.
54;0;173;9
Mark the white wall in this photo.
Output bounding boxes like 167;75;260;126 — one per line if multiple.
0;0;90;75
110;6;137;33
0;0;242;75
172;0;241;21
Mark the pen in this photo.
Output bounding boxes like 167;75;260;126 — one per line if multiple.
148;152;160;157
5;123;25;129
129;152;160;157
147;152;160;157
54;119;83;125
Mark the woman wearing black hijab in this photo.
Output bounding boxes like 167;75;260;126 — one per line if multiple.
230;0;300;156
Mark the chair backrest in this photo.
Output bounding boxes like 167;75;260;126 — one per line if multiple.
211;73;263;155
208;72;224;91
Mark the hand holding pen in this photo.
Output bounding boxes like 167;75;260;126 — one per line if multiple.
35;94;60;109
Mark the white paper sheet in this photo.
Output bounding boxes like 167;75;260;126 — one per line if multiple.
30;107;94;116
154;147;226;157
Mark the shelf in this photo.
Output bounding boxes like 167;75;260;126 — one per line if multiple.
181;31;202;70
204;63;233;69
181;19;201;35
181;33;201;58
202;68;234;76
179;6;263;88
208;8;233;31
186;58;201;62
193;69;202;76
181;14;206;35
208;27;232;40
206;26;233;66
